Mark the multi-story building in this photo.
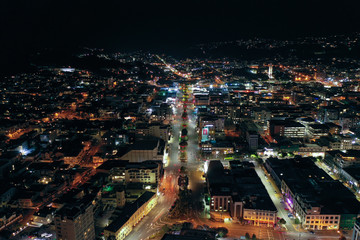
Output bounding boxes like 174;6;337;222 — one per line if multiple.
125;162;161;185
135;123;170;143
97;160;162;185
268;120;305;139
104;191;157;240
101;185;126;208
206;161;232;213
242;208;277;227
246;130;258;150
353;218;360;240
307;124;330;139
207;161;277;227
265;157;360;230
253;107;271;125
54;198;95;240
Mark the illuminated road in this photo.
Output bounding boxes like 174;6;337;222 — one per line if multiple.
253;162;295;232
125;190;176;240
125;85;189;240
156;55;191;79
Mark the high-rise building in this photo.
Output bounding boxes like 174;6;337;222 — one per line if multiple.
54;198;95;240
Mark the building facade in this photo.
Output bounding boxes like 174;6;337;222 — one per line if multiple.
54;201;95;240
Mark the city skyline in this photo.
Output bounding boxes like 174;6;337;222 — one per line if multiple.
2;1;360;240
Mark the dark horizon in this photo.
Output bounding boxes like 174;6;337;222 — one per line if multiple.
1;0;360;75
2;0;360;50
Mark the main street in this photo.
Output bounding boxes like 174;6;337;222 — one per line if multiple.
125;84;189;240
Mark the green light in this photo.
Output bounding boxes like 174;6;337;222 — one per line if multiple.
103;185;113;192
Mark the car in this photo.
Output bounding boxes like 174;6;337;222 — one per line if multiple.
309;230;315;234
284;208;289;211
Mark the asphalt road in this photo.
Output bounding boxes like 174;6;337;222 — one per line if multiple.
253;162;295;232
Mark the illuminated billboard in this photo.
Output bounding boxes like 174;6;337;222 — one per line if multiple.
201;127;209;142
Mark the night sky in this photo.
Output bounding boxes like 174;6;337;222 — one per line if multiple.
1;0;360;72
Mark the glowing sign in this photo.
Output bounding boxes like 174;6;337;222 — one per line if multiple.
203;128;208;135
201;127;209;142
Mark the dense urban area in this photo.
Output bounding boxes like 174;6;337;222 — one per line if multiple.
1;34;360;240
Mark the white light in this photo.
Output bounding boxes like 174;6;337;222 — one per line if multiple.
204;160;209;173
20;148;30;156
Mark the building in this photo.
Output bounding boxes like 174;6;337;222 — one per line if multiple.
125;161;161;185
206;160;277;226
120;139;164;162
265;157;360;230
97;160;162;185
162;229;216;240
101;184;126;208
307;124;330;139
33;207;55;225
104;191;157;240
230;162;277;227
96;160;129;183
206;161;232;213
246;130;259;150
211;141;234;156
268;120;305;139
135;123;170;143
54;197;95;240
353;218;360;240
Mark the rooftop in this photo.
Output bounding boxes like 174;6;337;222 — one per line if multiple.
105;191;155;233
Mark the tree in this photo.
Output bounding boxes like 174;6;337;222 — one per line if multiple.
252;233;257;240
180;166;186;174
216;227;228;237
279;218;286;225
245;233;251;240
202;224;210;230
170;223;182;231
182;222;193;230
161;224;171;233
294;218;301;224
